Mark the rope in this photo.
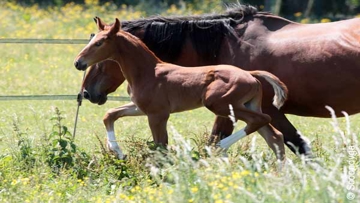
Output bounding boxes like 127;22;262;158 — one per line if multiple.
73;71;86;140
72;33;92;140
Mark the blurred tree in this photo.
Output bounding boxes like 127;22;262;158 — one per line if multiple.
347;0;360;13
264;0;282;14
304;0;314;17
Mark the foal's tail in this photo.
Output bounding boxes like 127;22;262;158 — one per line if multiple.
250;71;288;109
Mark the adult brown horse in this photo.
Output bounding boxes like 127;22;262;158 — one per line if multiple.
75;17;288;160
82;4;360;157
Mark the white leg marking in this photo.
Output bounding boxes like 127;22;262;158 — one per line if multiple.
107;130;124;159
219;128;247;149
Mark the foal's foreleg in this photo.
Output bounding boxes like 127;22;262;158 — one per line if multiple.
147;113;170;146
103;102;144;159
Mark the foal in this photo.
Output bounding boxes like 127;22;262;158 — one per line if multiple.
74;18;288;160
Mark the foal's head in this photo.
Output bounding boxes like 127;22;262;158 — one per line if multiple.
74;17;122;71
82;60;125;105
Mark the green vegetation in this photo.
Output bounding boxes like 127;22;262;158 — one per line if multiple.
0;1;359;202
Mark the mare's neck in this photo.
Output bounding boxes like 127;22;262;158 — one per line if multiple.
112;32;162;87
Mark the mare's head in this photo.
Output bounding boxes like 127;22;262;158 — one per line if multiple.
74;17;122;71
82;60;125;105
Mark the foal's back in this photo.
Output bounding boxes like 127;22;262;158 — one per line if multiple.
152;63;259;113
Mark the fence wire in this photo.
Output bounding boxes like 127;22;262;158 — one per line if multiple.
0;95;130;101
0;38;88;44
0;37;132;102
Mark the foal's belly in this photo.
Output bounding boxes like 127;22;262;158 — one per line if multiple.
170;100;207;113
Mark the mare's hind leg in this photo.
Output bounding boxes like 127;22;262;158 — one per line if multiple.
103;102;145;159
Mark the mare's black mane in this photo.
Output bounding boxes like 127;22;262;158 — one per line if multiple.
121;4;258;63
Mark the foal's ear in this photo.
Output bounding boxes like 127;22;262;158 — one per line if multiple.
94;16;106;31
108;18;121;36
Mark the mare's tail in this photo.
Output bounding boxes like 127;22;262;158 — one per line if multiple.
250;70;288;109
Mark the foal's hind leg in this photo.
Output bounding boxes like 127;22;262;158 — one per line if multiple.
208;116;235;145
205;97;271;149
245;89;285;160
216;107;272;149
103;102;145;159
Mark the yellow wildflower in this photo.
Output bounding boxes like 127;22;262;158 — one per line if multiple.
321;18;331;23
191;186;199;193
294;12;302;17
301;18;310;24
240;170;250;176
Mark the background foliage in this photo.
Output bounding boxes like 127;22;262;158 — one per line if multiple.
5;0;360;19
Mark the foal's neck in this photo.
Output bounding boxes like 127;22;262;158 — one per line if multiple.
113;32;162;86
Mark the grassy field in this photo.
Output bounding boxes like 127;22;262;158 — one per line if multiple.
1;1;360;202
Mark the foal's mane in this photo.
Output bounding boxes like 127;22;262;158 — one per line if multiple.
121;4;259;63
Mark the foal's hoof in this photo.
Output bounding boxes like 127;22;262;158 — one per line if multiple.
214;145;229;158
109;150;127;160
118;154;127;160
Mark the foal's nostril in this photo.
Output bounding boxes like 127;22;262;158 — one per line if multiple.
74;61;79;68
83;90;90;99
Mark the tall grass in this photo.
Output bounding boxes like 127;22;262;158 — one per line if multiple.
0;106;359;202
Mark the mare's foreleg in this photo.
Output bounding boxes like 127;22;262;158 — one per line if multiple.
103;102;144;159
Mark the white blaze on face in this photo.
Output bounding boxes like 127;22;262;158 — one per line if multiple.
89;33;98;44
79;33;98;53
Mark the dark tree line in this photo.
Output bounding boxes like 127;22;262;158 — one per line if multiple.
7;0;360;19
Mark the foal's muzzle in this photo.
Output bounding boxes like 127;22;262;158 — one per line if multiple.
74;60;87;71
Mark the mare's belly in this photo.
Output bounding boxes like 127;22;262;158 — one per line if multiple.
257;57;360;117
280;66;360;117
